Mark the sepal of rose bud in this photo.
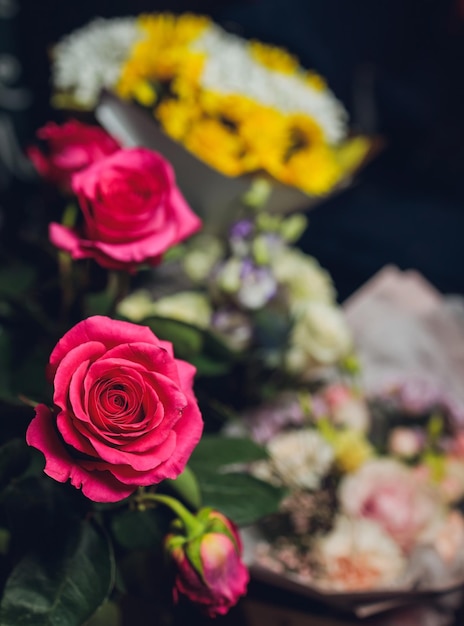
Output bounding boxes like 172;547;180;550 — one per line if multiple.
165;507;249;617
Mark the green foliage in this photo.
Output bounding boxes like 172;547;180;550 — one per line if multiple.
144;316;239;377
0;521;114;626
197;473;285;526
189;434;268;471
110;508;170;551
189;436;284;525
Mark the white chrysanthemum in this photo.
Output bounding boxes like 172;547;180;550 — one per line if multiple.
270;248;335;313
314;516;406;591
52;17;142;107
193;25;348;144
254;429;334;490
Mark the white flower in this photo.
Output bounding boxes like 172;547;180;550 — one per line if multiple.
193;25;348;144
183;234;225;283
215;258;277;310
286;302;353;373
118;290;212;329
270;248;335;313
52;17;142;107
314;516;406;591
117;289;157;322
254;429;334;490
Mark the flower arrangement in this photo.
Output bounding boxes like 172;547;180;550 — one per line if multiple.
245;378;464;599
115;182;355;414
50;12;372;197
2;12;461;626
0;119;290;626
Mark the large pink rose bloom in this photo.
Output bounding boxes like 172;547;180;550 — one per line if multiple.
49;147;202;271
28;120;120;190
166;510;249;617
339;459;442;552
26;316;203;503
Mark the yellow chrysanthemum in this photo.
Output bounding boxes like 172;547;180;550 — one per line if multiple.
334;136;372;177
249;40;299;74
199;92;256;124
116;13;209;102
239;105;289;173
184;118;249;177
304;70;328;92
282;145;342;195
170;55;206;100
287;113;326;149
156;98;202;141
138;12;210;50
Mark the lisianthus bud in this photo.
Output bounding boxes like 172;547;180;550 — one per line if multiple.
165;508;249;617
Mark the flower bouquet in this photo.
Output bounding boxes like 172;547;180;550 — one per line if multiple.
0;117;292;625
49;12;378;226
237;268;464;620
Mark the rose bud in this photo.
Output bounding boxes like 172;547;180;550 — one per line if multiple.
49;147;202;271
165;508;249;617
28;119;120;190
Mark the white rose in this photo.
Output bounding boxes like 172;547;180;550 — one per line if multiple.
286;302;353;373
149;291;212;329
117;290;157;322
117;290;212;329
183;234;225;283
271;248;335;313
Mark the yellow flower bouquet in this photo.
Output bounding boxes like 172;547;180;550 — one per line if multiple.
51;13;376;220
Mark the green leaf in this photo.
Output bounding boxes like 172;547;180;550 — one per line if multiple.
164;466;202;510
145;317;204;359
198;473;284;526
84;290;115;317
0;521;115;626
0;265;36;299
110;508;169;551
189;353;232;377
0;439;31;491
188;435;268;474
0;328;14;403
84;601;122;626
253;308;290;352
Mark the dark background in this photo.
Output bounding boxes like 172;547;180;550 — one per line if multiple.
3;0;464;301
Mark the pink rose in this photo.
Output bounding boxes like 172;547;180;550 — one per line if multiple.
28;120;120;189
49;147;202;271
339;459;442;552
26;316;203;503
166;509;249;617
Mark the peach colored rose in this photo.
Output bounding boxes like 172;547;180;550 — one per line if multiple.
314;516;406;591
339;459;442;552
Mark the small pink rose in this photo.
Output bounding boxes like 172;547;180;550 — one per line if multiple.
26;316;203;502
28;120;120;190
388;427;424;458
49;147;202;271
